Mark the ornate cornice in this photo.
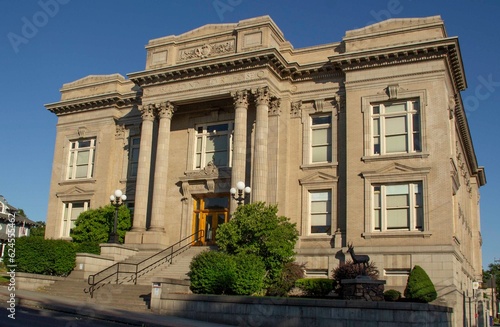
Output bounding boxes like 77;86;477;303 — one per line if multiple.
330;38;466;92
45;92;140;116
128;48;342;88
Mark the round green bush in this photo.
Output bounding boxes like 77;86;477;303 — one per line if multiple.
383;289;402;301
404;265;437;303
231;253;266;295
188;251;236;294
295;278;335;297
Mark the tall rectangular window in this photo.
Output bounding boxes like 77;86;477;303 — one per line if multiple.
128;136;140;178
67;138;96;179
310;191;331;234
371;100;420;155
373;182;423;231
194;122;233;169
311;115;332;163
62;201;89;237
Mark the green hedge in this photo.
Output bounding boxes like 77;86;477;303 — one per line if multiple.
295;278;335;297
6;237;76;276
383;289;402;301
188;251;267;295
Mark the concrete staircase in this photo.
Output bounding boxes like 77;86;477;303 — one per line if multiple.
37;245;213;312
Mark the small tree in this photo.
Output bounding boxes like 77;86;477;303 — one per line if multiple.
29;221;46;237
216;202;299;287
70;205;131;244
404;265;437;303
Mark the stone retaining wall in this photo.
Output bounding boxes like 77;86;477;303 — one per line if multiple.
151;293;453;326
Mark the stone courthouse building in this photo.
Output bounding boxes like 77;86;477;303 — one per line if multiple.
44;16;485;322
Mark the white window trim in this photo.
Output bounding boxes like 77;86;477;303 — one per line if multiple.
299;172;338;237
300;102;338;170
361;89;428;162
66;138;96;180
193;121;234;170
61;200;90;238
361;164;431;239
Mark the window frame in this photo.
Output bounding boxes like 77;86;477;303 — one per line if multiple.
361;90;428;162
61;200;90;238
310;114;332;164
309;190;332;235
128;136;140;178
361;164;431;239
193;121;234;170
66;138;96;180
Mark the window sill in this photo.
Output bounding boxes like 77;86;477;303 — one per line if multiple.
362;153;429;162
58;179;96;186
301;162;338;170
299;235;332;240
362;231;432;239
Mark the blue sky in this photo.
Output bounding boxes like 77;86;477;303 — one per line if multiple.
0;1;498;268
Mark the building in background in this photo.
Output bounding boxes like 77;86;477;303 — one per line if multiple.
43;16;485;325
0;195;37;259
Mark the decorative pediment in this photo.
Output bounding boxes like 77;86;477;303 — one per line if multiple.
361;162;431;178
56;185;94;199
299;171;338;186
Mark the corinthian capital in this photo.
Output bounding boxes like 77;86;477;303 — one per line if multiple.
139;103;155;121
231;89;249;108
253;86;270;106
156;101;176;119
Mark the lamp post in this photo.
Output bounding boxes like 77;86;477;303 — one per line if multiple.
230;181;251;206
109;189;126;243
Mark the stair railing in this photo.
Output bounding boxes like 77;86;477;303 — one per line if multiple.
84;230;204;298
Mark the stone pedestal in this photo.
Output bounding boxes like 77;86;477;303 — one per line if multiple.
341;276;386;301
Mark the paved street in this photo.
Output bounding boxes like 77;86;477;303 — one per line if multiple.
0;305;138;327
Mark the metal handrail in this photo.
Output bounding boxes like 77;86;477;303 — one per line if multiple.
84;230;204;298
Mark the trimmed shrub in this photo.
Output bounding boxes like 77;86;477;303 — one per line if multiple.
295;278;335;297
404;265;437;303
332;260;379;283
74;241;101;255
7;236;76;276
189;251;236;294
232;253;266;295
384;289;402;302
266;262;305;296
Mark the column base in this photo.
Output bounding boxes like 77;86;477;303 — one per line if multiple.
125;230;145;244
141;230;169;247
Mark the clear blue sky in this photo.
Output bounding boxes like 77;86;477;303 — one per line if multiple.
1;1;498;268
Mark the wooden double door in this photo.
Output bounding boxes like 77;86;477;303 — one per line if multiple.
192;196;229;246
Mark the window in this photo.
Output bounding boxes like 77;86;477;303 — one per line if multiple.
372;182;423;232
194;122;233;169
128;137;140;178
310;191;331;234
371;100;420;155
311;115;332;163
62;201;89;237
67;138;96;179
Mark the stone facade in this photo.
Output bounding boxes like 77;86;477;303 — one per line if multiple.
44;16;485;325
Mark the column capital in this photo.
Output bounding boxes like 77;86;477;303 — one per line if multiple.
269;97;281;116
252;86;270;106
231;89;249;108
139;103;155;121
156;101;176;119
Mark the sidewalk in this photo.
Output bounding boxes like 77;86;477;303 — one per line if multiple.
0;286;232;327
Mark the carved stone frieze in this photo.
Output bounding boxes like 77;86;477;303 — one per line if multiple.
139;103;156;121
269;97;281;116
290;100;302;118
115;124;126;138
178;40;235;62
156;101;176;119
231;89;249;108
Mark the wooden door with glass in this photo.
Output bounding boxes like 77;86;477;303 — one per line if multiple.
192;196;229;245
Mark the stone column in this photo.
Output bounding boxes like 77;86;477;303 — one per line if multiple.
149;101;176;231
230;90;249;213
129;104;155;233
252;86;270;203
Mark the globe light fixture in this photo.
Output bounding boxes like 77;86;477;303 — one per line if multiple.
230;181;251;206
109;189;126;243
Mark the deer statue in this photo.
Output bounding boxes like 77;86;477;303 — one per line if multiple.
347;242;370;274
